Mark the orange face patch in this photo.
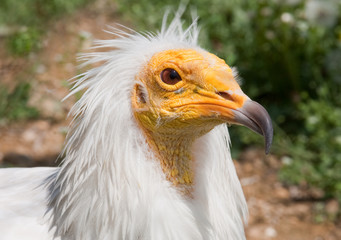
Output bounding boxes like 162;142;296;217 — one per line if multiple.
133;49;248;132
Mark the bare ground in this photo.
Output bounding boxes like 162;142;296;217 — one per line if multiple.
0;2;340;239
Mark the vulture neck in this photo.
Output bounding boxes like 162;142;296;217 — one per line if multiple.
143;126;214;193
148;132;194;187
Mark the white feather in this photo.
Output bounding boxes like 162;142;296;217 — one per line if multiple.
0;12;247;240
0;167;58;240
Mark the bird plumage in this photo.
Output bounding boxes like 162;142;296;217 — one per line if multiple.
0;12;272;240
0;167;56;240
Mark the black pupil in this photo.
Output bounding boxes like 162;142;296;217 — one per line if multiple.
160;68;181;85
169;70;179;80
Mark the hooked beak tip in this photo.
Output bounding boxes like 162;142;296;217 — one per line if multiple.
232;100;273;154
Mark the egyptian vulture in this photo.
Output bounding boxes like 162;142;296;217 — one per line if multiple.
0;13;273;240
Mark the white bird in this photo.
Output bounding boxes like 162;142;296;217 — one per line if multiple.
0;12;272;240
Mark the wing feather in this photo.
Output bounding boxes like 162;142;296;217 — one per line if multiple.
0;167;58;240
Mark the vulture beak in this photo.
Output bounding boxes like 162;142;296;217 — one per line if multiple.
231;99;273;154
199;66;273;154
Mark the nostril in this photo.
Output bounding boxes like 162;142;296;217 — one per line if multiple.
217;91;234;101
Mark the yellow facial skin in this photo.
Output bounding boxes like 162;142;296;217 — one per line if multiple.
132;49;248;190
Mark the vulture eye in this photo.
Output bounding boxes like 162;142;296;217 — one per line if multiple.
161;68;182;85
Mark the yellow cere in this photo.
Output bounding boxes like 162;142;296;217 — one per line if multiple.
131;49;248;190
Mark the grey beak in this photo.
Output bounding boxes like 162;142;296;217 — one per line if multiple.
232;100;273;154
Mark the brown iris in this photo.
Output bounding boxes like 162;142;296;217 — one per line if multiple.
161;68;182;85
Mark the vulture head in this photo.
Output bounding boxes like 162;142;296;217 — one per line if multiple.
131;48;272;187
48;12;273;240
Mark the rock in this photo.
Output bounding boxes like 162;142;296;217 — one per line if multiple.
310;187;325;199
290;203;311;219
275;185;290;200
265;226;277;238
325;199;339;219
35;64;46;74
289;185;302;199
247;224;277;239
289;185;325;200
281;156;293;166
39;98;65;120
241;176;259;186
22;129;36;143
34;120;50;131
247;224;266;239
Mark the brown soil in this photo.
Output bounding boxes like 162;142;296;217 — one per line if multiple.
0;2;340;239
237;149;341;240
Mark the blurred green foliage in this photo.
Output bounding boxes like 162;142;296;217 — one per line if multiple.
0;83;39;123
0;0;90;26
0;0;90;56
280;85;341;201
7;28;41;56
0;0;90;123
117;0;341;203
